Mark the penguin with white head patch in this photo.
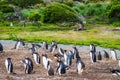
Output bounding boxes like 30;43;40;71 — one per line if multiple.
0;43;3;53
56;60;68;76
76;56;85;74
110;49;117;61
33;52;40;64
5;58;13;74
90;43;96;53
14;39;25;49
42;54;52;69
90;51;96;63
50;40;57;53
21;57;33;74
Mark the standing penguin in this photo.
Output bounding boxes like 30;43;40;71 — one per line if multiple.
103;50;109;59
76;57;85;74
0;43;3;53
42;54;51;69
33;52;40;64
50;40;57;53
72;47;80;59
42;41;48;50
30;44;37;54
21;57;33;74
118;59;120;67
47;61;54;76
56;60;68;76
110;49;117;61
14;39;25;49
5;58;13;74
58;48;64;56
90;43;96;53
90;51;96;63
66;50;73;66
97;51;102;60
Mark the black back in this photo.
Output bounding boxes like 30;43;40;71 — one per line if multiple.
0;43;3;52
103;50;109;59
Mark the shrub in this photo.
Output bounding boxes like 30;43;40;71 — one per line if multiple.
29;12;42;21
43;3;79;23
0;5;14;13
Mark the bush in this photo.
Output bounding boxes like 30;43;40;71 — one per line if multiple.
107;0;120;26
0;5;14;13
43;3;79;23
29;12;42;21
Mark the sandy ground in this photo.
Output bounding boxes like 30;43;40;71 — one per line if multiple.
0;41;120;80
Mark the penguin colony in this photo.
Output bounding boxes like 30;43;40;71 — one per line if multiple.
1;40;120;78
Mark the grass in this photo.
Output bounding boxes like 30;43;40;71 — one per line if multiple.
0;24;120;50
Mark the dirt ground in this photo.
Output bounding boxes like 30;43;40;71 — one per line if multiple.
0;46;120;80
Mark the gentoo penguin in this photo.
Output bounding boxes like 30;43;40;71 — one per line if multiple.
97;51;102;60
72;46;80;59
14;39;25;49
0;43;3;52
110;49;117;60
58;48;64;56
90;51;96;63
5;58;13;74
103;50;109;59
42;41;48;50
21;57;33;74
90;43;96;52
54;53;64;60
42;54;51;69
33;52;40;64
76;56;85;74
56;60;68;76
66;50;73;66
50;40;57;53
29;43;41;54
111;69;120;76
118;59;120;67
47;61;54;76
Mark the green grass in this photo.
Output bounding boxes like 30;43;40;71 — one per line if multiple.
0;24;120;50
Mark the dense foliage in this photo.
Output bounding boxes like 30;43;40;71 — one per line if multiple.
107;0;120;26
43;3;79;23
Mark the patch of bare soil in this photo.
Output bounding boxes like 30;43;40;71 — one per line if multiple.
0;46;120;80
